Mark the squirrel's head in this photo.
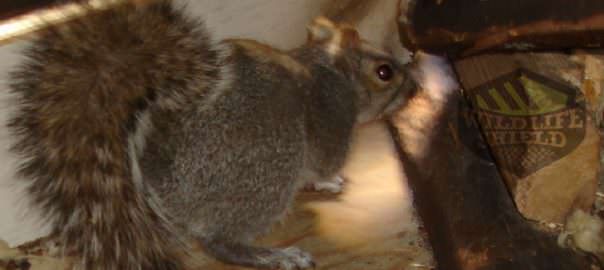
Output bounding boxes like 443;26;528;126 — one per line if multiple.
306;17;415;124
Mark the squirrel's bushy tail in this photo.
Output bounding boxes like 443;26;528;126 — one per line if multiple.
8;1;220;269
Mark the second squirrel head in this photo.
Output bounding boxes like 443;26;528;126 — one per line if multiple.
306;17;415;123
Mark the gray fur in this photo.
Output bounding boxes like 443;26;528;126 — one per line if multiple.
8;1;414;269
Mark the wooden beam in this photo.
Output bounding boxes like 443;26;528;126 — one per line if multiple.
0;0;56;22
387;89;598;269
400;0;604;57
0;0;153;44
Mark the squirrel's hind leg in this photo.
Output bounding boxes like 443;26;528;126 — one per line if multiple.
199;237;314;270
189;157;315;269
192;178;316;270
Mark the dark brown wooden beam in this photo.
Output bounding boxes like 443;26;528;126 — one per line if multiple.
400;0;604;57
0;0;57;21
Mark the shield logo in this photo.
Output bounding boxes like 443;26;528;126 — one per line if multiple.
468;69;586;178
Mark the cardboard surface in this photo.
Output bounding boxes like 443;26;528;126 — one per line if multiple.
455;53;600;223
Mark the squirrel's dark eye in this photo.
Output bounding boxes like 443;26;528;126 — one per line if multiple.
376;64;393;81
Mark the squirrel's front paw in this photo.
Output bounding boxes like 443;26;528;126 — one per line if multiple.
262;247;314;270
305;175;345;193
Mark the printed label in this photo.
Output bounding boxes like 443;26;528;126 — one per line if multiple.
469;69;586;178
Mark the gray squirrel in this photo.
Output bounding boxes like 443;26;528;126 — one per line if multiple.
7;0;415;269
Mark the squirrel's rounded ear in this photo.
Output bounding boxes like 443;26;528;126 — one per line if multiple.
307;17;361;57
307;17;337;42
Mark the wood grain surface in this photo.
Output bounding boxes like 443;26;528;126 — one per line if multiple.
400;0;604;57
